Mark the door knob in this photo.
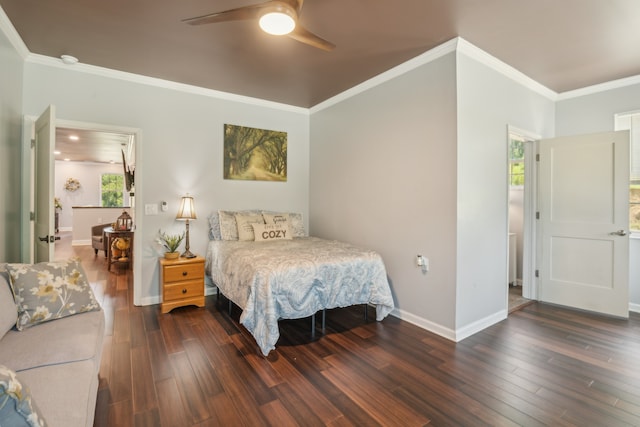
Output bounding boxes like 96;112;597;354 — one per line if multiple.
609;230;628;236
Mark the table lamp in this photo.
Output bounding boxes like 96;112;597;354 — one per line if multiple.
176;194;197;258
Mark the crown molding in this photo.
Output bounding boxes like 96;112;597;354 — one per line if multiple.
557;74;640;101
0;5;29;59
455;38;558;101
25;53;309;115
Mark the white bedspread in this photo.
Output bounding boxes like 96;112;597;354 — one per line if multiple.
206;237;394;355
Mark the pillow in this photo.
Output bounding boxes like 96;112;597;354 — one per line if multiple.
288;213;306;237
252;223;293;242
0;364;46;427
261;212;293;236
218;210;260;240
207;211;222;240
234;213;265;241
0;264;18;340
262;211;306;237
6;258;101;331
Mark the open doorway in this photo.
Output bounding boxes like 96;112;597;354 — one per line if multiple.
507;126;538;312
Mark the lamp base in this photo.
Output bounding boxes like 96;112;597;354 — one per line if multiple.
181;249;196;259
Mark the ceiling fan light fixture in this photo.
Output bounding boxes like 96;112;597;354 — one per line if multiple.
259;5;296;35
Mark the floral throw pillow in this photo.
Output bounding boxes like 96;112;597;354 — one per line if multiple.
0;364;46;427
6;258;101;331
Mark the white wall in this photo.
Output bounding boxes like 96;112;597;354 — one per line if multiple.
23;62;310;305
55;160;130;230
0;24;24;262
455;50;555;330
310;52;459;332
556;83;640;308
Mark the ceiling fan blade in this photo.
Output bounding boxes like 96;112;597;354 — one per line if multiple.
287;25;335;51
182;2;272;26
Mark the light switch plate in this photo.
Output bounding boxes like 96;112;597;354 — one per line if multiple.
145;204;158;215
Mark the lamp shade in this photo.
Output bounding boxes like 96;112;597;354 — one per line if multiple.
176;195;197;220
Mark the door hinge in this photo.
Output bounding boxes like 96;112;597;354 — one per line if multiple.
30;139;35;149
30;211;35;221
536;153;540;161
535;270;539;278
536;212;540;220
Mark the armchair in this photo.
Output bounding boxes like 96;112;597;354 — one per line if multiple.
91;223;112;257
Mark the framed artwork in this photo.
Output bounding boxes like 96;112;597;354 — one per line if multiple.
223;124;287;181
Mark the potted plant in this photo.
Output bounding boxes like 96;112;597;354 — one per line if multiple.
157;230;185;259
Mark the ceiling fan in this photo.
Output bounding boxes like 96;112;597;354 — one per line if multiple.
182;0;335;51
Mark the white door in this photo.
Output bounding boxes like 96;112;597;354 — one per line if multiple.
538;131;629;317
34;105;56;263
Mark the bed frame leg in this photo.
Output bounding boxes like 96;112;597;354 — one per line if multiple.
364;304;369;322
322;309;326;331
228;299;232;316
311;314;316;337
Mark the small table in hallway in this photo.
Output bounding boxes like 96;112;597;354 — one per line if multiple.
104;227;134;272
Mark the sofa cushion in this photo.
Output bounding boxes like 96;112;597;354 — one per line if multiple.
0;264;18;341
0;309;104;373
0;364;46;427
6;258;101;331
18;360;98;427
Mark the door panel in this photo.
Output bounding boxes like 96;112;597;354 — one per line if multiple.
34;105;56;263
539;131;629;317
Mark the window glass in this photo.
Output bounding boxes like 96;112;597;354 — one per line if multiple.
102;173;124;207
509;136;525;186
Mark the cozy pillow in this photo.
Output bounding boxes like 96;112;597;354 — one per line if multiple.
0;364;46;427
234;213;265;241
262;211;306;237
0;264;18;340
261;212;293;236
252;223;293;242
6;258;101;331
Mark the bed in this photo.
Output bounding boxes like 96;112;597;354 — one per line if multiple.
205;211;394;355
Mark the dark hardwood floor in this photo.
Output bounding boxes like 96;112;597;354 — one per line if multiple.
55;232;640;426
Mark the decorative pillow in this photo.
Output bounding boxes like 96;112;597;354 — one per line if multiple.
252;223;293;242
262;211;306;237
218;210;261;240
208;211;222;240
6;258;101;331
0;365;46;427
218;210;240;240
0;264;18;341
234;213;265;241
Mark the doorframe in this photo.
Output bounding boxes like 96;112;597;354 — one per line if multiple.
507;125;540;304
21;116;143;306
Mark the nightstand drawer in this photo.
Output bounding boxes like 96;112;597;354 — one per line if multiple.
163;280;203;302
163;263;204;283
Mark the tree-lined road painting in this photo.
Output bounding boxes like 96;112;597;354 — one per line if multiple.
224;124;287;181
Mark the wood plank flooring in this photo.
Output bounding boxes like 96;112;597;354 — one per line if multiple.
55;233;640;426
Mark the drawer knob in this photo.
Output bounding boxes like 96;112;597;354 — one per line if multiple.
182;288;187;294
182;271;188;276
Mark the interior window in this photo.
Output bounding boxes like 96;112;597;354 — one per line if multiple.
101;173;124;207
614;112;640;233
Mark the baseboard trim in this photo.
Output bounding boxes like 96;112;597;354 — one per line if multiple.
630;302;640;313
389;308;457;341
72;239;91;246
454;310;508;341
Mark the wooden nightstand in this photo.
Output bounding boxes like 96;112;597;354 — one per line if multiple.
160;255;205;314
